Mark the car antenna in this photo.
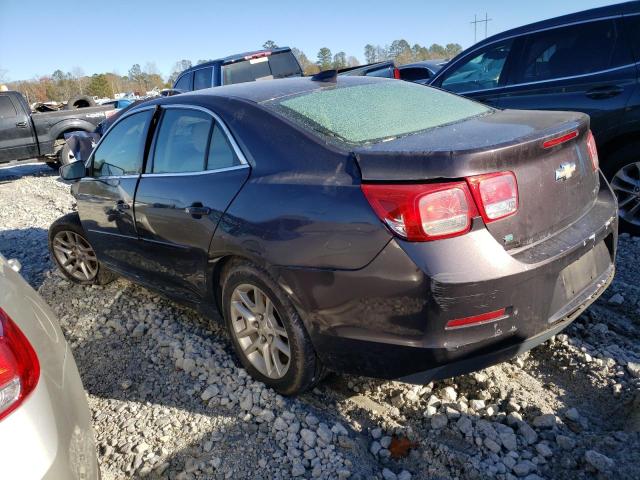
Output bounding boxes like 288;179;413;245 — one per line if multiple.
311;69;337;82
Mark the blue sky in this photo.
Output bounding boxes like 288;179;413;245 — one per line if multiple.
0;0;617;81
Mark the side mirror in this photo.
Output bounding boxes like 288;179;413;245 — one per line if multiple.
60;161;86;181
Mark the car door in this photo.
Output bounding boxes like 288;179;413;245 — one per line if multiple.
75;107;155;272
133;105;250;301
492;18;636;145
432;40;517;106
0;94;37;163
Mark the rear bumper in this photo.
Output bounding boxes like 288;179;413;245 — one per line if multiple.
276;180;618;380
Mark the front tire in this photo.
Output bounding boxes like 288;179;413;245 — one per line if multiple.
602;141;640;235
221;260;325;395
48;212;117;285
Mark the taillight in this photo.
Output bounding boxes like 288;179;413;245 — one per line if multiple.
361;182;477;241
467;171;518;222
393;68;401;80
586;130;599;171
0;308;39;421
542;130;578;149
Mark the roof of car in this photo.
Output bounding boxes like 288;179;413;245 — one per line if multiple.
177;75;384;104
179;47;294;74
467;1;639;52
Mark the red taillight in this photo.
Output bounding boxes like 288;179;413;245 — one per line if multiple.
362;182;477;241
244;51;271;60
393;68;401;80
586;130;599;171
445;308;507;330
542;130;578;149
0;308;39;421
467;171;518;222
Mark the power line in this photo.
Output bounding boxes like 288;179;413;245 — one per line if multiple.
471;13;493;43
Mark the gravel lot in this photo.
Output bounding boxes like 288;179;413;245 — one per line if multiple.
1;161;639;480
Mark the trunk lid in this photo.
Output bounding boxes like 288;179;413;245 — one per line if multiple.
354;109;598;250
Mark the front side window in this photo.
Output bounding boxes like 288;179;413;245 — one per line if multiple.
0;96;17;119
174;72;193;91
441;42;512;93
193;67;213;90
152;109;212;173
513;19;630;83
92;110;152;177
266;81;490;145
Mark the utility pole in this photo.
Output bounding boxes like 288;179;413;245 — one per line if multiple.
471;13;492;44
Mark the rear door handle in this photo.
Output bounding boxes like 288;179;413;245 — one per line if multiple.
15;121;28;128
585;86;623;99
185;204;211;218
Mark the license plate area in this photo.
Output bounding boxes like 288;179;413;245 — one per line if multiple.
548;241;611;321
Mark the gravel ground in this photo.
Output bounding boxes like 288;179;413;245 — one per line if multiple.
1;161;639;480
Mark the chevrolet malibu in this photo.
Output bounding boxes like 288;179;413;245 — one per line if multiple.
49;75;617;395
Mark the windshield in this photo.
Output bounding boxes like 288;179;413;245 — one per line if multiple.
265;80;490;145
222;52;302;85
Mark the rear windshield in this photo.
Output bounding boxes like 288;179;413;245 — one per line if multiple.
265;81;490;145
222;52;302;85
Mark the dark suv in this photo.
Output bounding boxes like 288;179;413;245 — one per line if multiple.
431;1;640;232
173;47;303;92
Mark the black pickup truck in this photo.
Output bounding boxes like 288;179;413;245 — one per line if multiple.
0;90;114;168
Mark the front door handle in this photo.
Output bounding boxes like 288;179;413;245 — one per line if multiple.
185;203;211;218
15;121;28;128
585;86;623;99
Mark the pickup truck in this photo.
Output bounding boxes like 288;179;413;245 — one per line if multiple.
172;47;303;92
0;90;115;168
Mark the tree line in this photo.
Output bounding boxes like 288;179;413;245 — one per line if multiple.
3;39;463;103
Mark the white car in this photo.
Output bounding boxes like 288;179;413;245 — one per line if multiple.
0;255;99;479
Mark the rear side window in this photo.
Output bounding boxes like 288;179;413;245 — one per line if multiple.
207;124;240;170
0;96;17;119
193;67;213;90
152;109;212;173
222;51;302;85
174;72;193;91
441;42;512;93
512;19;632;83
92;110;152;177
623;15;640;62
266;81;490;145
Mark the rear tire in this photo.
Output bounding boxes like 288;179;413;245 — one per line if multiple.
48;212;117;285
221;260;325;395
602;141;640;236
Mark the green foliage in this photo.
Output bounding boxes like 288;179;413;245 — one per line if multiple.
262;40;278;50
316;47;333;70
291;48;319;75
86;74;112;98
332;52;347;70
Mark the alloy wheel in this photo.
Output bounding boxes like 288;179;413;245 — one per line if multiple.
52;230;98;281
611;162;640;227
230;284;291;379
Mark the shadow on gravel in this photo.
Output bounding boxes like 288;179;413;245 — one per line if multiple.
0;161;53;182
0;227;52;287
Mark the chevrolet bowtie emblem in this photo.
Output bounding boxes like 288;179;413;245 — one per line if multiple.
555;162;576;182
